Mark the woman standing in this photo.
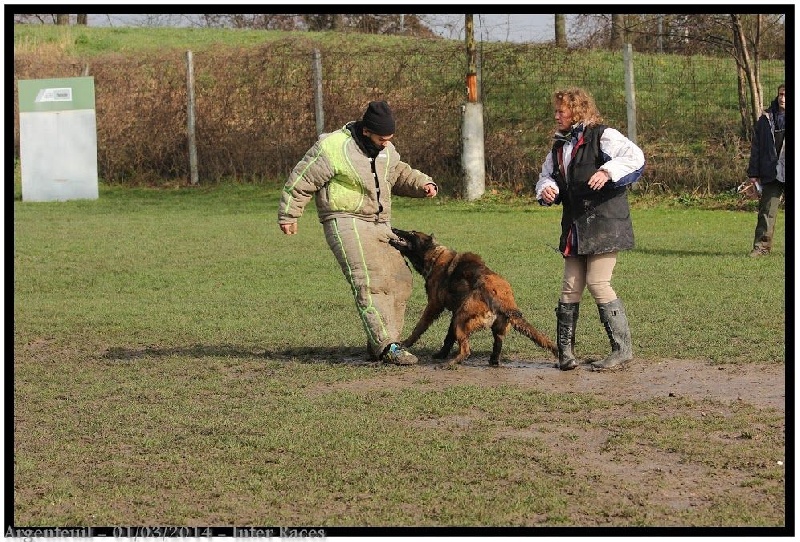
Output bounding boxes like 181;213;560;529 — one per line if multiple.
536;87;645;371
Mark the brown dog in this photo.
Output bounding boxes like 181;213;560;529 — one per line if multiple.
390;229;557;368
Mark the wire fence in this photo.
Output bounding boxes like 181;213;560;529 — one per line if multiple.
13;39;785;194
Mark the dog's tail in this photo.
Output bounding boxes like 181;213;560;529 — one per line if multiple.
507;310;558;356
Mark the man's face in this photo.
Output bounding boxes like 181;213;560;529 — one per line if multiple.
363;129;394;148
777;88;786;111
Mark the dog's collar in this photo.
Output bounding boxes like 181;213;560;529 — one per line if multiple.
424;245;450;278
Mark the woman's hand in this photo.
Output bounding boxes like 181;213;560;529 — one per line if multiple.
588;169;611;190
540;185;558;204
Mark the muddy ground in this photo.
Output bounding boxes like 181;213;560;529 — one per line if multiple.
322;355;785;411
307;354;787;527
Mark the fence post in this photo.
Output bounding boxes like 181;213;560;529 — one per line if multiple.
462;103;485;201
313;49;324;136
186;50;199;185
623;44;638;145
462;14;485;201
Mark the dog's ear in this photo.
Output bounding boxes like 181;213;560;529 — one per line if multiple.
430;233;436;243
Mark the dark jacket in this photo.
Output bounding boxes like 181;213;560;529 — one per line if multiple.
747;98;785;184
550;124;639;255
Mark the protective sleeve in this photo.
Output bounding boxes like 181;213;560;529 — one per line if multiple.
277;139;335;224
391;159;435;198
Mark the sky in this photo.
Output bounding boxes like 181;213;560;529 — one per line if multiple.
50;10;797;45
422;14;558;43
84;13;561;44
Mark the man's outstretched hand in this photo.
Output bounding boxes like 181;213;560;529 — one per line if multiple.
280;223;298;235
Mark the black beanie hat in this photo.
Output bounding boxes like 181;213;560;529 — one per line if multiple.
362;100;396;135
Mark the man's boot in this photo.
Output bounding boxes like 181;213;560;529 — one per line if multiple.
591;298;633;370
555;302;579;370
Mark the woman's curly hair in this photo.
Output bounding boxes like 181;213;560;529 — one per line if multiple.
553;87;604;128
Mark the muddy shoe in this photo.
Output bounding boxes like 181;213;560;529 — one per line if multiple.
590;356;630;371
381;343;418;366
591;299;633;371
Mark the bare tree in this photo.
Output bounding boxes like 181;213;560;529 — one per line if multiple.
731;14;764;137
195;14;299;30
417;14;462;40
294;14;344;31
735;62;752;138
610;14;625;48
13;14;49;24
14;13;88;26
572;13;783;57
555;14;567;47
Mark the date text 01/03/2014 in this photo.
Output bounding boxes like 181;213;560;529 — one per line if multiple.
99;526;327;538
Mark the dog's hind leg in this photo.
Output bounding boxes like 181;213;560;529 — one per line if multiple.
433;316;457;359
441;309;486;368
488;317;510;366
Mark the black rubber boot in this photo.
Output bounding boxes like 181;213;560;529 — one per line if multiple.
591;299;633;370
555;302;580;370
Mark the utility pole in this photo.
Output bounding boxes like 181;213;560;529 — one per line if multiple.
466;15;477;103
462;14;485;201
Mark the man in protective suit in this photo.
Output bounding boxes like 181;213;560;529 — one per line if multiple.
278;101;438;364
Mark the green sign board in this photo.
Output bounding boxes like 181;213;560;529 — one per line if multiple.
18;76;95;113
18;76;98;201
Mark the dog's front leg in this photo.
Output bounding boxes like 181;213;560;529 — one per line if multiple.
446;338;471;367
402;302;443;347
440;338;470;369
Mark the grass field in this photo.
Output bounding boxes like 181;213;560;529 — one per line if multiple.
12;183;787;530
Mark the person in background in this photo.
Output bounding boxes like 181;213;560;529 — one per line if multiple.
278;101;438;365
747;83;786;257
536;87;645;371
